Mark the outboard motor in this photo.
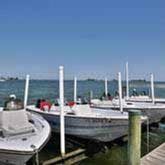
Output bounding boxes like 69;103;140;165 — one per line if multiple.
4;95;23;111
36;99;41;108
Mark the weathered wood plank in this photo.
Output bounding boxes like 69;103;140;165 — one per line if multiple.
42;148;86;165
141;143;165;165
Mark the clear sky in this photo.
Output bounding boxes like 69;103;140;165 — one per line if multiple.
0;0;164;80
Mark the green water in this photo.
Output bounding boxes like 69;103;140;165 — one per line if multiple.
81;145;127;165
37;128;165;165
81;129;165;165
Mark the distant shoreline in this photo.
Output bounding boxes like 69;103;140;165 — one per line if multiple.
5;79;164;83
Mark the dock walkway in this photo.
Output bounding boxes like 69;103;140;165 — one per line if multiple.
141;142;165;165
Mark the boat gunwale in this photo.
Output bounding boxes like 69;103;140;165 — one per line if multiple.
27;106;129;120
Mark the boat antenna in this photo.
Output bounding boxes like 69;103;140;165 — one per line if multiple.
74;76;77;103
150;73;155;104
118;72;123;113
126;62;129;99
59;66;65;157
24;74;30;109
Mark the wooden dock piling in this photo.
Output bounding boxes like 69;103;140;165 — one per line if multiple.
128;110;141;165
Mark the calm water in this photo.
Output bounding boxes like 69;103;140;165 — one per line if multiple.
0;80;118;105
1;80;165;164
0;80;165;106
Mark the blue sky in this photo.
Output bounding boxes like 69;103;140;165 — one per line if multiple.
0;0;164;80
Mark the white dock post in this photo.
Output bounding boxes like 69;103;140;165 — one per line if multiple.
105;77;108;97
24;74;30;109
151;73;155;104
126;62;129;100
118;72;123;113
74;76;77;103
59;66;65;157
90;90;93;100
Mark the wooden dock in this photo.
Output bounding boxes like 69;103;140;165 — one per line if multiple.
141;142;165;165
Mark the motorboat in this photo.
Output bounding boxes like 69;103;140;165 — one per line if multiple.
27;66;146;143
0;96;51;165
27;103;136;142
91;97;165;123
125;95;165;104
91;69;165;124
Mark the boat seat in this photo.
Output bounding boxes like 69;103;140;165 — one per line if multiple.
72;104;92;116
91;99;101;104
0;109;34;137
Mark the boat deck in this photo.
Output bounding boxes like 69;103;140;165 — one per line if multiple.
141;142;165;165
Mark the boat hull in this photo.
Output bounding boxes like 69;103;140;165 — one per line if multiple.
0;150;33;165
27;109;128;142
91;105;165;124
139;109;165;123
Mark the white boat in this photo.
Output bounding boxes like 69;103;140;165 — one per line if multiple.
0;79;5;82
0;98;51;165
91;98;165;123
27;104;133;142
91;70;165;123
27;66;146;142
125;95;165;104
125;62;165;104
91;98;165;110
